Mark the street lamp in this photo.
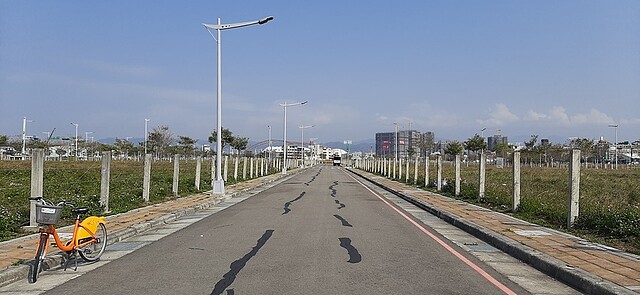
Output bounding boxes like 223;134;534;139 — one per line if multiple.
299;125;314;167
204;16;274;194
22;117;33;155
144;118;150;155
268;125;272;164
480;127;487;154
70;123;78;158
393;122;399;161
280;100;308;174
85;131;93;143
608;124;618;169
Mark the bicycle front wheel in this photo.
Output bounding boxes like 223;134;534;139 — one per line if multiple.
78;223;107;262
31;233;49;283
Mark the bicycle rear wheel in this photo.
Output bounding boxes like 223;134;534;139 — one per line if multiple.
78;223;107;262
31;233;48;283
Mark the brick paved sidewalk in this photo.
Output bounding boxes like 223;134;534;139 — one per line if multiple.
353;169;640;295
0;171;290;287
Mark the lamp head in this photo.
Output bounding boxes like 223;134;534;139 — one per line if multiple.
258;16;274;24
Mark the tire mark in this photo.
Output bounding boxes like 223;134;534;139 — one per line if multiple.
333;214;352;227
282;191;306;215
304;168;323;186
329;181;338;198
338;237;361;263
211;230;274;295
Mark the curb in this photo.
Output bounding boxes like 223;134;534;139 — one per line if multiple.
348;169;636;295
0;171;294;288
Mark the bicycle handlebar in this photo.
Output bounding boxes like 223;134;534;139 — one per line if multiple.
29;197;77;208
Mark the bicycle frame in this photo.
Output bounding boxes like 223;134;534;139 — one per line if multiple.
39;215;106;252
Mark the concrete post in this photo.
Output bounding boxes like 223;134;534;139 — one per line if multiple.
143;154;151;201
195;157;202;191
414;157;419;184
437;155;442;191
29;149;45;227
479;153;486;200
424;156;430;187
399;158;403;180
250;157;254;179
393;159;397;179
455;155;461;196
224;156;228;182
172;155;179;197
234;157;239;181
261;158;265;176
513;152;521;211
101;151;112;211
568;149;581;227
243;157;247;179
405;159;410;183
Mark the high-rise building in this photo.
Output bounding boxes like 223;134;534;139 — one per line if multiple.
487;134;508;151
375;130;434;158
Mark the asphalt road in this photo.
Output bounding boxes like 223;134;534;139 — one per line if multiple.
44;165;530;295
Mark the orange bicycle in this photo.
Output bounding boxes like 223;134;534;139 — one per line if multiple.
29;196;107;283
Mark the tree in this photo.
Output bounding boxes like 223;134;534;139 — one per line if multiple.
407;147;416;159
177;136;197;156
114;138;135;158
230;137;249;155
525;135;538;150
494;142;511;158
569;137;595;162
208;128;234;154
444;141;464;160
0;135;8;145
148;126;174;158
464;134;486;160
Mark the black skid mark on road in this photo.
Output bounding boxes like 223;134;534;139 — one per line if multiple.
304;168;323;186
334;199;346;209
226;290;234;295
333;214;352;227
338;238;361;263
211;230;274;295
329;181;338;198
282;191;306;215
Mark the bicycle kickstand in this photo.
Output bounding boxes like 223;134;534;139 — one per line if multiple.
63;251;78;271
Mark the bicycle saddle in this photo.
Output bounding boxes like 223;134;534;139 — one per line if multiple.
72;207;90;214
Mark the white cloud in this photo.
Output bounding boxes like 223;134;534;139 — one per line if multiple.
477;103;519;126
548;106;570;123
524;110;547;121
570;109;614;125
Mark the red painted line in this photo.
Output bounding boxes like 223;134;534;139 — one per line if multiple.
347;172;517;295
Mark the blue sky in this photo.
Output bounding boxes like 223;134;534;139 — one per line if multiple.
1;1;639;146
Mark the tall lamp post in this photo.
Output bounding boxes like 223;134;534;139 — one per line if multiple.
144;118;150;155
480;127;487;154
204;16;274;194
299;125;314;167
608;124;619;169
393;122;399;161
280;100;308;174
70;123;78;159
268;125;272;164
22;117;33;155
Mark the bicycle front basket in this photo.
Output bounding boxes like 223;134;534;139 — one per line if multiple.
36;203;63;225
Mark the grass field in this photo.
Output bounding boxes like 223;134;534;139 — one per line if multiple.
0;158;274;241
383;160;640;254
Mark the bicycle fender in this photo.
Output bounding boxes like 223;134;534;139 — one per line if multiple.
76;216;106;242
